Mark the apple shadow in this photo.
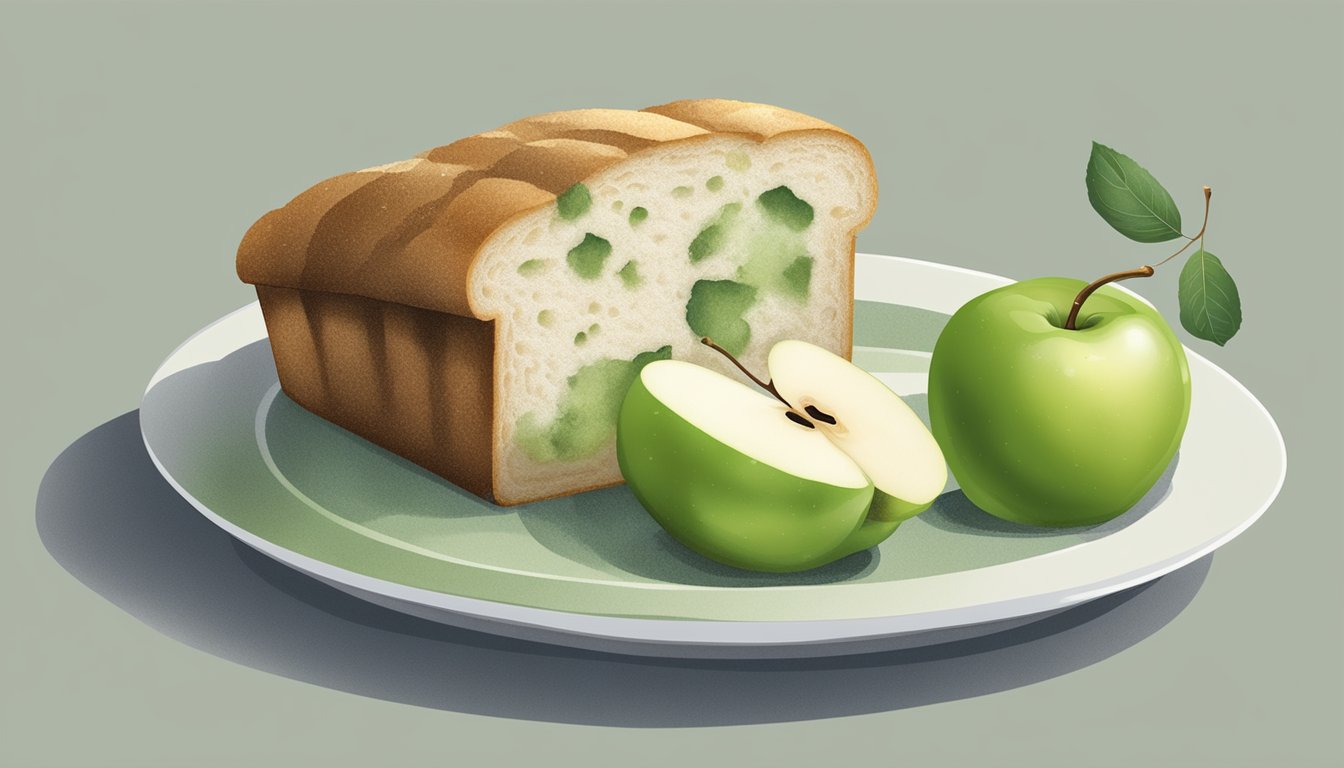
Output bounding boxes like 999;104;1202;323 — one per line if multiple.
37;411;1213;727
513;489;880;587
919;456;1178;540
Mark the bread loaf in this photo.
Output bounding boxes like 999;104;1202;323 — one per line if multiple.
237;99;877;505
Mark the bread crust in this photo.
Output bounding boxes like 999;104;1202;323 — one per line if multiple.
237;99;875;320
257;285;497;498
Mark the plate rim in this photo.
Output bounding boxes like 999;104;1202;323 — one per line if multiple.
140;253;1287;648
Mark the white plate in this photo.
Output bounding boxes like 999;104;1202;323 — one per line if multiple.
140;254;1286;658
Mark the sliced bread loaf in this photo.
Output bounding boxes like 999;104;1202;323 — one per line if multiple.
237;99;877;505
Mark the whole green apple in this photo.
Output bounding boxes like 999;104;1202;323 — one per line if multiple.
617;341;946;572
928;277;1190;527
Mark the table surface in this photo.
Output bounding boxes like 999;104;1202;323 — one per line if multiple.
3;2;1340;766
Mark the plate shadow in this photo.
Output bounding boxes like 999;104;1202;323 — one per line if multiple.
37;411;1212;727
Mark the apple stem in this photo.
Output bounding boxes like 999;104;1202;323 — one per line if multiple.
1062;266;1155;330
699;336;809;417
1064;185;1212;331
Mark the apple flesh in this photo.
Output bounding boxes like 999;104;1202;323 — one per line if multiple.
928;277;1191;527
769;340;948;525
617;341;946;572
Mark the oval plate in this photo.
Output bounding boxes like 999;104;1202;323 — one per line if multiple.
140;254;1285;658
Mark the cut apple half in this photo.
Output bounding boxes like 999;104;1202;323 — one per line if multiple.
616;341;948;573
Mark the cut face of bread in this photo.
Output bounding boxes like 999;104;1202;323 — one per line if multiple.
470;134;875;503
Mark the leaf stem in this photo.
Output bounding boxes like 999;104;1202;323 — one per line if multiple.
1064;185;1211;331
1153;186;1212;268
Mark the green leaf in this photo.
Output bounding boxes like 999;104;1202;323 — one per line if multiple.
1178;249;1242;346
1086;142;1184;243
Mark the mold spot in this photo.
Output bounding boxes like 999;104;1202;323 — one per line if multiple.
617;260;642;289
757;186;814;231
556;183;592;220
684;279;758;356
515;346;673;462
567;233;612;279
781;255;814;301
688;203;743;263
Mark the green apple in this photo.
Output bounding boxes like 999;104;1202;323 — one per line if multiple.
617;340;946;572
928;277;1191;527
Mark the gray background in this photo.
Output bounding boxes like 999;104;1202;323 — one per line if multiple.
3;1;1340;765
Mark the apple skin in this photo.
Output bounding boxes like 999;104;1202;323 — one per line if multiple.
617;374;900;572
928;277;1191;527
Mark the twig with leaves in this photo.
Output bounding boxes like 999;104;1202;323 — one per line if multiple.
1079;142;1243;346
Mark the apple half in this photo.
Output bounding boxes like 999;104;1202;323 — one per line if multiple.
616;340;947;573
